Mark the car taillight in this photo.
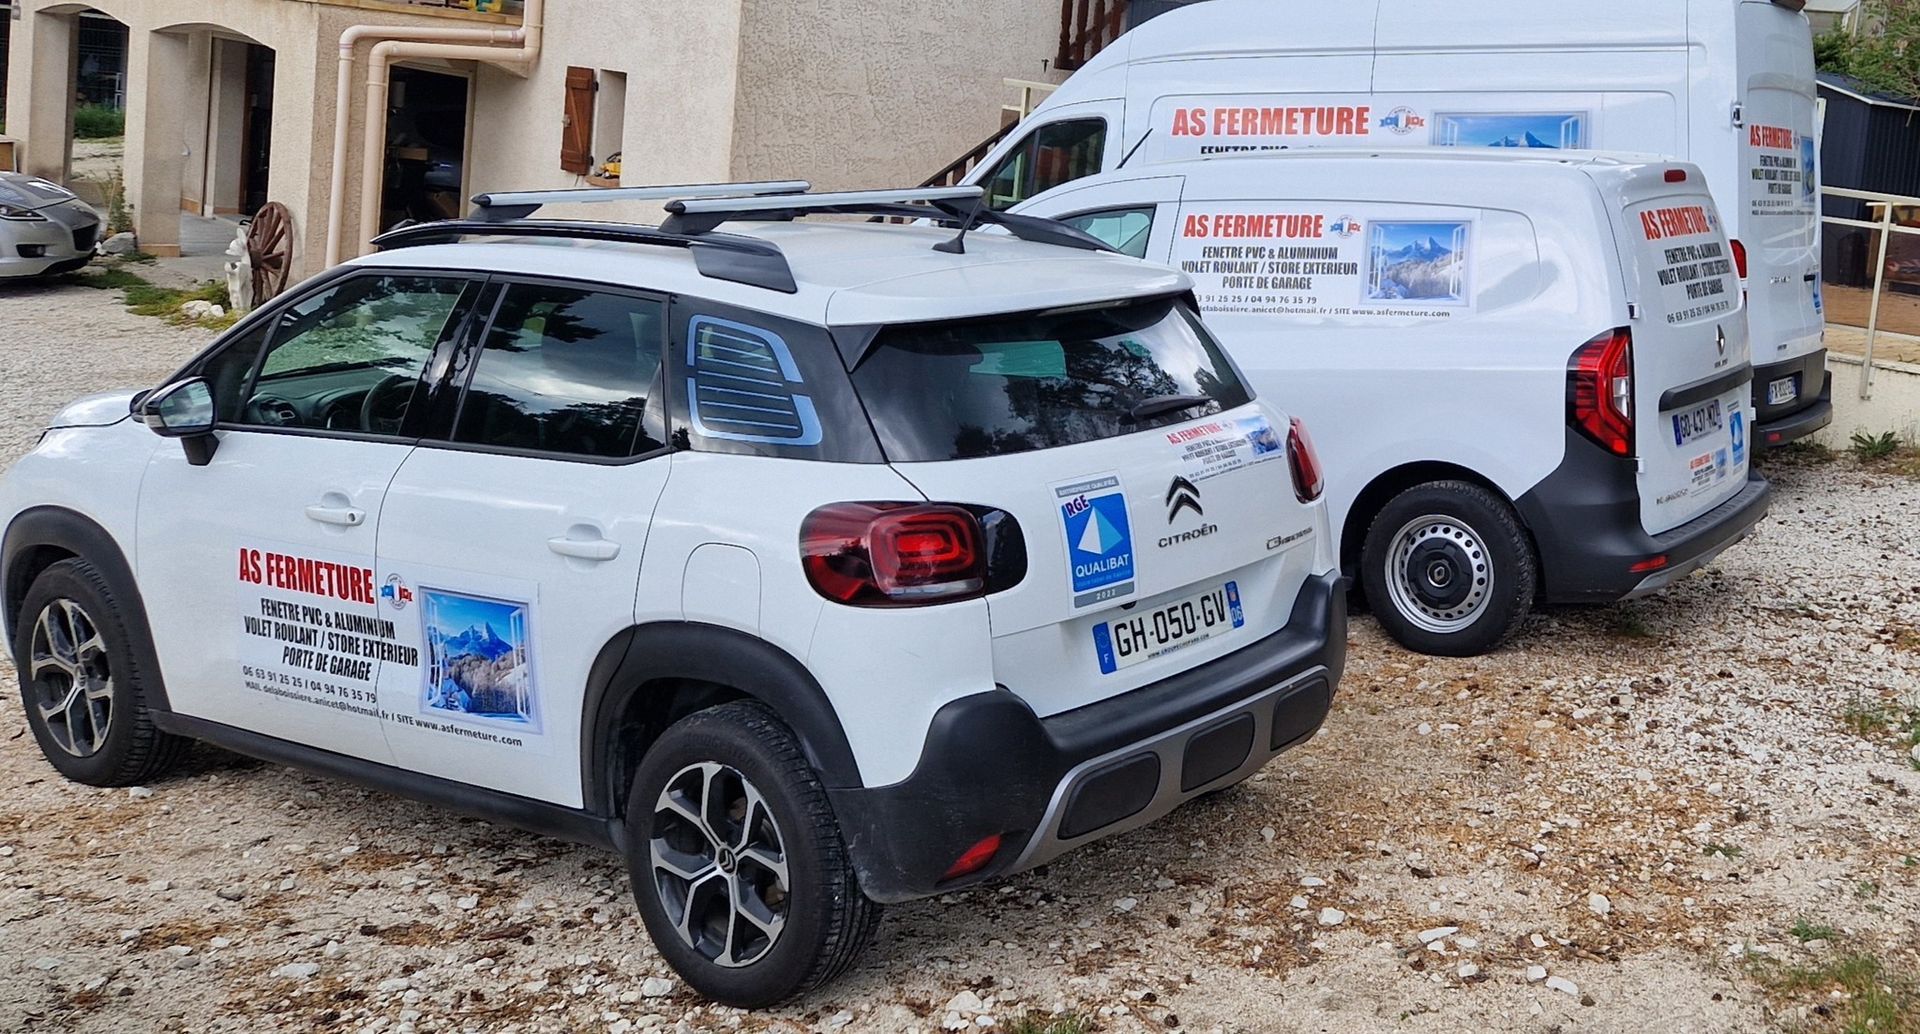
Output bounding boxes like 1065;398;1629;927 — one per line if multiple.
1730;238;1748;281
1286;416;1324;503
1568;328;1635;457
800;503;986;606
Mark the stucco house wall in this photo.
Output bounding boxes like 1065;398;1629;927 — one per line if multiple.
729;0;1063;190
5;0;1063;280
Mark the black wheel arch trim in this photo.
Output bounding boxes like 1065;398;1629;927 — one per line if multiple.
579;621;864;820
2;506;173;713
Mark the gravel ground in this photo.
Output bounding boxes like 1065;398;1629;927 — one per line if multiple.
1;276;1918;1033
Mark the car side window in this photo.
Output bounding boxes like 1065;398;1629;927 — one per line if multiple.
1060;207;1157;259
453;283;667;459
233;275;472;436
981;118;1107;211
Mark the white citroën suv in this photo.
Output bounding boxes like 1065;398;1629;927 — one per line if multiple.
0;183;1346;1005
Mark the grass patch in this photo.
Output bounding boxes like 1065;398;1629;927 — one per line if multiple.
70;265;235;330
1752;948;1920;1034
1792;918;1839;943
72;104;125;140
1004;1016;1093;1034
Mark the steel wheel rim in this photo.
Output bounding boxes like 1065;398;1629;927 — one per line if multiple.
649;761;789;968
27;598;114;757
1384;514;1494;635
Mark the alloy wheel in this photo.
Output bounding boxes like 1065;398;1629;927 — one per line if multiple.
27;598;115;757
649;761;790;968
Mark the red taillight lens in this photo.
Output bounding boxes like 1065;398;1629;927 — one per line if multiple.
1730;238;1748;281
801;503;986;606
1568;328;1635;457
941;834;1004;882
1286;416;1324;503
1664;167;1687;183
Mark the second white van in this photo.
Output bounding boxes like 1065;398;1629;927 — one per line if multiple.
965;0;1831;452
1015;150;1772;655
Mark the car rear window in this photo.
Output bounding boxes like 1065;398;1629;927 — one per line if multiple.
850;297;1252;461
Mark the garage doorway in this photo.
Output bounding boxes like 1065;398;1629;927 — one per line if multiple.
381;66;470;230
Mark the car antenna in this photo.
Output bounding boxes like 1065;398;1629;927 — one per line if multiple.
1116;128;1154;170
932;192;988;255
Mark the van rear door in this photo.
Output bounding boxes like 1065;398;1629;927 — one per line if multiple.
1735;0;1823;377
1604;167;1751;535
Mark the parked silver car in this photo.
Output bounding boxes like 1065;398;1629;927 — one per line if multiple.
0;174;101;280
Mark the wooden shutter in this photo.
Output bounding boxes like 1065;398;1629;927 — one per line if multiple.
560;67;596;175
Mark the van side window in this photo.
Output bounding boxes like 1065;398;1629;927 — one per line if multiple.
982;119;1107;211
1059;207;1157;259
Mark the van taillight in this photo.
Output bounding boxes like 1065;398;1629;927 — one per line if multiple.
801;503;987;606
1568;328;1634;457
1730;239;1748;281
1287;416;1324;503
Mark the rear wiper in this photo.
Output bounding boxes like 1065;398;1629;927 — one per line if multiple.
1125;393;1213;422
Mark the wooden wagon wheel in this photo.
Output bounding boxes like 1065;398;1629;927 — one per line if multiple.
247;202;294;304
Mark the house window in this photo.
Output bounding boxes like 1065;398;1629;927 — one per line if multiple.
592;70;627;182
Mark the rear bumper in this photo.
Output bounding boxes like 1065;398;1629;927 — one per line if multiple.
1517;431;1772;604
1751;351;1832;449
832;569;1346;904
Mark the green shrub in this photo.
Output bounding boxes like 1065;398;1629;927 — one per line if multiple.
1852;430;1902;461
72;104;125;140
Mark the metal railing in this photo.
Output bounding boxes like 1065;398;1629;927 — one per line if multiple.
1822;185;1920;399
1057;0;1129;71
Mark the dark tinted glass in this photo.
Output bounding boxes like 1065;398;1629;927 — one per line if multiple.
200;323;269;423
983;118;1107;211
851;297;1251;461
455;285;665;458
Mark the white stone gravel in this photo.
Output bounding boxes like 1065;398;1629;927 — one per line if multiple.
1;278;1917;1032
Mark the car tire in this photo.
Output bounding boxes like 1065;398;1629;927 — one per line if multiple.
623;700;879;1007
1360;480;1535;657
13;558;190;786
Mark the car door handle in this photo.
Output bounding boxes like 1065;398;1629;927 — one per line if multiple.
304;504;366;527
547;535;620;562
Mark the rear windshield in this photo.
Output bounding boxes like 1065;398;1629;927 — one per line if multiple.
851;297;1252;461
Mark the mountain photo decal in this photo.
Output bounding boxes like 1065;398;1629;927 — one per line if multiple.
1366;221;1471;304
419;588;540;731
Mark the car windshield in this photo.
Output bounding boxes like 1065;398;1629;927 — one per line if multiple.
850;296;1251;461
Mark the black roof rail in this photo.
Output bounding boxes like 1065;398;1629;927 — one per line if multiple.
370;220;799;293
370;182;1119;295
661;185;1117;255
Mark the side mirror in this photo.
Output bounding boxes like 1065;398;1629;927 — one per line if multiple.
141;378;219;465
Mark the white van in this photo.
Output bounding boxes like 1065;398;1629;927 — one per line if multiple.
966;0;1831;450
1014;150;1772;654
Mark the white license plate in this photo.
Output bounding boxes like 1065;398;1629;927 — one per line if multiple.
1671;399;1724;448
1093;581;1244;675
1767;375;1799;407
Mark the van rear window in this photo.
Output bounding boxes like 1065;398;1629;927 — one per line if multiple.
850;298;1252;462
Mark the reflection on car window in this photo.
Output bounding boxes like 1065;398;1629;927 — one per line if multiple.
983;118;1107;211
1063;208;1156;259
454;285;665;458
852;297;1252;461
239;275;469;435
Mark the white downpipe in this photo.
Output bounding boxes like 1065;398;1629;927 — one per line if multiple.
325;0;545;266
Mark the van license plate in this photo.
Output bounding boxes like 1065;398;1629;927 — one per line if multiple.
1092;581;1244;675
1767;375;1799;407
1671;400;1724;448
